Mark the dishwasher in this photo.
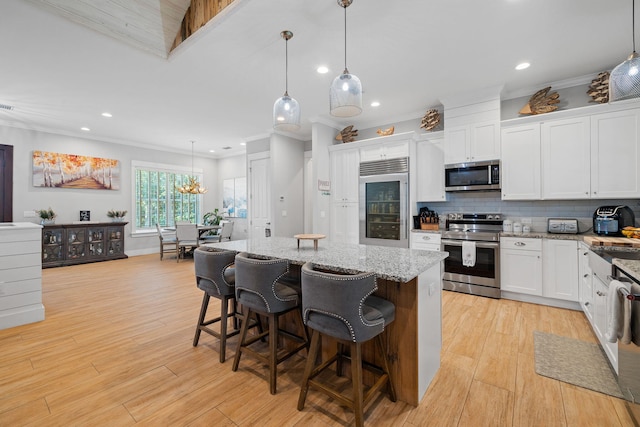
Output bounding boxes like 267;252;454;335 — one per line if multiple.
612;264;640;424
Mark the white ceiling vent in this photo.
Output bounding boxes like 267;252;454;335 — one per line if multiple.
0;104;14;111
222;146;232;150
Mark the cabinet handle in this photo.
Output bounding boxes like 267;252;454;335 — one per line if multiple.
585;302;590;306
583;274;589;278
515;242;526;246
422;236;431;241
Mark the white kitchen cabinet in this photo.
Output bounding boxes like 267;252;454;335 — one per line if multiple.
541;117;591;199
500;124;541;200
0;223;44;330
415;136;446;202
592;273;618;372
330;147;360;203
590;108;640;198
578;242;593;320
330;203;359;244
410;231;441;251
500;237;542;296
359;139;409;162
329;147;360;244
542;239;579;302
444;121;500;164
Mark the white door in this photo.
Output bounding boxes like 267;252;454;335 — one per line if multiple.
304;154;312;233
249;155;271;239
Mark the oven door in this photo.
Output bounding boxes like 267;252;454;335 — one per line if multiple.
441;239;500;288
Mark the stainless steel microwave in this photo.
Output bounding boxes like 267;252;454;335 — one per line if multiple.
444;160;500;192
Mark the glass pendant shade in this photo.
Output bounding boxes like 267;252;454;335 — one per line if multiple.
610;52;640;101
330;70;362;117
273;93;300;131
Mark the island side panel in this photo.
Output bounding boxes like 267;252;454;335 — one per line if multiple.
417;262;443;402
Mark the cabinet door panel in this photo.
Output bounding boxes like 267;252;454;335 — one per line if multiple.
471;121;500;161
542;117;590;199
444;126;470;164
542;240;578;301
591;108;640;198
501;125;541;200
500;249;542;295
331;149;360;203
416;137;445;201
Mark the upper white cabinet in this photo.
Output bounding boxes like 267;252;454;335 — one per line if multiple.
416;135;446;202
444;121;500;164
330;146;360;203
501;124;541;200
359;139;409;162
590;108;640;198
541;117;591;199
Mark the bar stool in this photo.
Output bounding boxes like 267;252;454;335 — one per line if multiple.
192;247;240;363
297;262;397;427
232;252;309;394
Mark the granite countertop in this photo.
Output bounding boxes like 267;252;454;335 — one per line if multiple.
207;237;448;283
613;259;640;283
500;231;598;240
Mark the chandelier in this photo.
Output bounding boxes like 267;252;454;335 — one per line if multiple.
177;141;207;194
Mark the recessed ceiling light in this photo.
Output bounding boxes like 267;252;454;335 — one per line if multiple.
240;142;246;146
515;62;530;71
209;149;215;153
317;66;329;74
371;101;380;107
101;112;112;118
81;127;90;131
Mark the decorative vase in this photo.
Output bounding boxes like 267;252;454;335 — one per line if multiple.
41;219;55;225
111;218;124;222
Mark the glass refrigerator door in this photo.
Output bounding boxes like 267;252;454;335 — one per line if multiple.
365;181;401;240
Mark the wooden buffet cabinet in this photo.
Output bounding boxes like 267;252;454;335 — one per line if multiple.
42;222;128;268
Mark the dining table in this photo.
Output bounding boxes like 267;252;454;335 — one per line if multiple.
205;236;448;406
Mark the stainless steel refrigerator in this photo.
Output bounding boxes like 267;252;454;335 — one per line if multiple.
359;157;409;248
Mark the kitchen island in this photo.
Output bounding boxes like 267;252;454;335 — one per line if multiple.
207;236;448;405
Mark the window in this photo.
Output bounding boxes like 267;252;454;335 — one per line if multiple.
223;177;247;218
132;161;203;232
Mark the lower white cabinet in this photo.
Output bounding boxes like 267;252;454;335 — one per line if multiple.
410;232;441;251
578;242;593;320
500;237;542;295
330;203;359;245
542;239;579;301
592;273;618;372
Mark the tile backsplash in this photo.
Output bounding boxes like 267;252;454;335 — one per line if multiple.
418;192;640;232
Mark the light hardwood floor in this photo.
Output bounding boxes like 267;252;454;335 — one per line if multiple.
0;254;635;426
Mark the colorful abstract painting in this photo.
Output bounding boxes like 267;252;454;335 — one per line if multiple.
33;150;120;190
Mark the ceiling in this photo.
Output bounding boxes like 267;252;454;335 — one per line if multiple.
0;0;633;158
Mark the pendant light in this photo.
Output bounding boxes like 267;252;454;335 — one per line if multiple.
273;30;301;131
330;0;362;117
177;141;207;194
610;0;640;101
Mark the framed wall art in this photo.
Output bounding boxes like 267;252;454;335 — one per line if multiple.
32;150;120;190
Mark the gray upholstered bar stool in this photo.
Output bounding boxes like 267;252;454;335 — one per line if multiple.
193;247;241;363
297;262;397;427
232;252;309;395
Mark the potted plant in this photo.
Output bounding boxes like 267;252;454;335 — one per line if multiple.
203;208;224;226
37;207;57;225
107;210;127;222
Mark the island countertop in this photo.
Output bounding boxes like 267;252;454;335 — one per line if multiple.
207;236;448;283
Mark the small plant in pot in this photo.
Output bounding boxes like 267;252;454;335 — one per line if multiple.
202;209;224;236
37;207;57;225
107;210;127;222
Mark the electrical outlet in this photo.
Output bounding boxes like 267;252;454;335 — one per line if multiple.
521;218;532;224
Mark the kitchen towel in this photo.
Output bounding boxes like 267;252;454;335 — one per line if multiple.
462;241;476;268
605;280;632;344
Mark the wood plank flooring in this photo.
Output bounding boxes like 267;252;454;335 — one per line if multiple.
0;254;635;426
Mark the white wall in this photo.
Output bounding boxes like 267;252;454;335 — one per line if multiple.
1;125;219;255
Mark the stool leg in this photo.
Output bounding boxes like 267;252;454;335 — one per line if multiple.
351;342;364;427
219;295;229;363
232;306;252;372
193;293;210;346
336;342;344;377
376;334;397;402
297;329;321;410
269;313;278;395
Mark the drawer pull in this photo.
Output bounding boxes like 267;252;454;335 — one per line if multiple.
422;236;431;241
515;242;526;246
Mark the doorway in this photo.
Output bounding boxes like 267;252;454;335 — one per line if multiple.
0;144;13;222
248;153;271;239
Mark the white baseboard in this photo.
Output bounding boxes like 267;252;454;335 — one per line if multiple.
0;304;45;330
501;291;582;311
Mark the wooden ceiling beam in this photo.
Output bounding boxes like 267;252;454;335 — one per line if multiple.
171;0;235;51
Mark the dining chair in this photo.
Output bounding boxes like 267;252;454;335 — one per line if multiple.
155;223;177;260
176;222;199;262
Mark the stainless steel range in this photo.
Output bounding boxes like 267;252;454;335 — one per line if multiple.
441;213;503;299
